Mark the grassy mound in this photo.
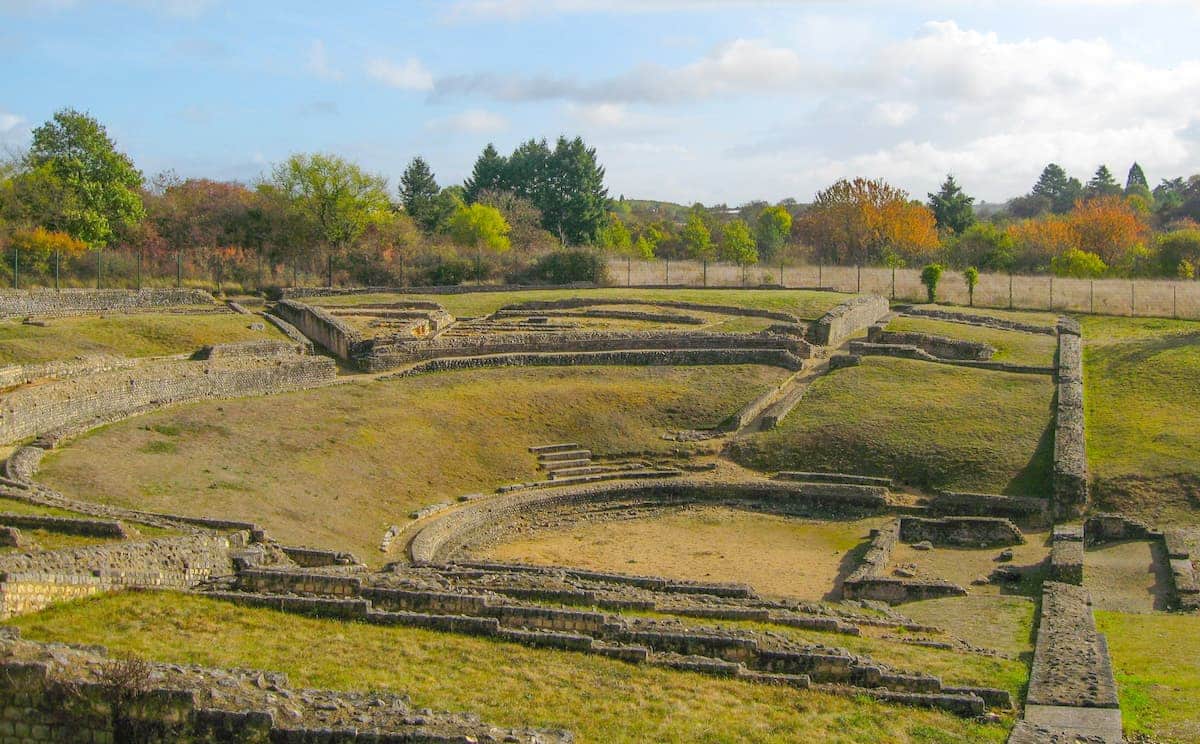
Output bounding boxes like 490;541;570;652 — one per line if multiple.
39;365;787;559
1095;611;1200;744
311;287;848;320
7;591;1011;743
729;357;1055;495
1083;316;1200;526
0;310;285;365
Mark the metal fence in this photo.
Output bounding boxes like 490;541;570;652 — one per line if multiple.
608;259;1200;320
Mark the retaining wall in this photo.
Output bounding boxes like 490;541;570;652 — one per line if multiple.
272;299;367;360
897;516;1023;547
841;520;969;604
1053;319;1089;516
385;348;807;377
810;294;890;346
495;297;799;323
0;288;214;318
0;354;336;445
1026;582;1119;709
847;341;1055;374
867;326;994;360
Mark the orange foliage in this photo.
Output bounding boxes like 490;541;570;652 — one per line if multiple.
797;178;939;264
1006;215;1080;267
1067;195;1148;265
8;227;88;257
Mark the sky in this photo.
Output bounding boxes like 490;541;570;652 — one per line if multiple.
3;0;1200;205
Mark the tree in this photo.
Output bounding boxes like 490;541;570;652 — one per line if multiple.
951;222;1015;272
1051;248;1107;278
399;156;443;233
1031;163;1083;214
927;174;975;234
600;214;651;285
271;153;391;285
498;137;609;245
681;210;714;285
754;205;792;263
463;144;509;204
447;202;511;280
7;227;88;287
26;108;144;247
1006;215;1080;271
719;219;758;285
920;263;944;303
1125;163;1150;198
796;177;940;265
1085;165;1122;199
963;266;979;307
1156;229;1200;277
475;188;556;253
1067;195;1147;268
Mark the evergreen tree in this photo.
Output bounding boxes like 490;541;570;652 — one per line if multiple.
399;156;442;233
1031;163;1083;214
548;136;609;245
463;144;508;204
926;174;976;234
1126;162;1149;193
1086;165;1122;199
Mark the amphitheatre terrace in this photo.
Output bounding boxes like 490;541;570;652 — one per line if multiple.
0;282;1192;743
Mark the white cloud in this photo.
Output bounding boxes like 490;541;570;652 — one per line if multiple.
366;57;434;91
307;40;341;81
0;109;27;146
427;108;508;134
871;101;917;127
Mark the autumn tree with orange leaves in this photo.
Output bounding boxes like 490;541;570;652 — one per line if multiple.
797;178;940;265
1006;195;1149;274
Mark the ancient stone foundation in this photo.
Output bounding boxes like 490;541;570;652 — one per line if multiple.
0;288;215;318
810;294;889;346
1052;318;1089;516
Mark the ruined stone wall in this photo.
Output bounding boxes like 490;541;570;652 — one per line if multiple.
278;282;594;299
897;516;1023;547
810;294;890;346
841;520;970;604
900;307;1057;335
0;355;336;445
408;478;888;564
1025;581;1119;709
194;339;304;360
0;288;214;318
847;341;1055;374
1053;318;1089;515
368;330;812;370
0;532;244;618
496;297;799;323
272;299;367;360
0;355;140;390
866;326;994;360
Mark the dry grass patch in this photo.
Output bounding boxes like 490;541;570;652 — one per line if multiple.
888;532;1050;598
886;316;1057;366
899;596;1037;660
7;591;1010;743
39;365;787;560
1083;540;1172;613
481;506;886;601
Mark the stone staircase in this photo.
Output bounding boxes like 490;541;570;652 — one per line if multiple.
492;443;682;492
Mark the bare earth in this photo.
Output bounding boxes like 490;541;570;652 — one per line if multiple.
480;506;888;601
1084;540;1172;613
889;531;1052;596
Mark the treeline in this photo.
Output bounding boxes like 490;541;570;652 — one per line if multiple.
4;107;1200;295
0;109;612;292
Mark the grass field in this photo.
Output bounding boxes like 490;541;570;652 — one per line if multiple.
885;316;1057;366
0;310;285;365
6;591;1011;743
905;304;1060;327
312;288;848;320
1095;611;1200;744
729;357;1055;495
899;596;1037;660
482;507;886;601
38;365;788;559
1082;316;1200;526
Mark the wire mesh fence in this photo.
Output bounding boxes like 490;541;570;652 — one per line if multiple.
610;259;1200;319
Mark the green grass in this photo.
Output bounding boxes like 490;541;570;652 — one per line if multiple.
39;365;788;560
729;357;1055;496
1082;316;1200;525
0;310;286;365
905;305;1060;327
312;288;848;321
1095;611;1200;744
886;317;1057;366
7;591;1010;743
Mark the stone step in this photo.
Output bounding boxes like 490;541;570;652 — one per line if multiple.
773;471;893;487
528;442;582;454
540;458;593;472
538;449;592;462
548;463;649;479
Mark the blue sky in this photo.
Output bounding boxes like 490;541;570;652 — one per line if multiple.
3;0;1200;204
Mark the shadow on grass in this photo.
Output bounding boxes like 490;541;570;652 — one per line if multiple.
1004;410;1055;498
824;534;873;602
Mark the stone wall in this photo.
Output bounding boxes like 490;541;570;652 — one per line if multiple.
841;520;968;604
0;354;336;445
1025;582;1120;709
367;329;813;370
277;282;594;299
866;326;994;360
194;339;305;360
495;297;799;323
847;340;1055;375
0;355;139;390
900;306;1057;335
271;299;368;360
407;477;889;564
0;531;244;618
384;347;808;378
0;631;565;742
0;513;129;538
1048;525;1084;585
897;516;1024;547
810;294;890;346
0;288;214;318
1053;318;1089;516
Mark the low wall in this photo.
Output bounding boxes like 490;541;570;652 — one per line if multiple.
0;512;129;538
384;348;807;377
900;307;1056;335
408;478;889;564
194;339;304;360
898;516;1023;547
1026;582;1120;709
0;354;336;445
811;295;890;346
0;531;244;618
367;329;812;370
924;490;1050;522
278;282;594;300
0;354;139;390
1053;319;1089;516
866;326;994;360
496;297;799;323
1048;525;1084;585
0;288;215;318
841;521;968;604
272;299;367;360
847;341;1054;374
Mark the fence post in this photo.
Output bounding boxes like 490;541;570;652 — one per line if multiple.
11;247;17;289
665;258;670;285
891;267;896;299
96;250;101;290
1090;281;1094;315
1173;283;1178;319
818;262;823;287
779;261;784;287
856;264;861;293
1008;272;1013;309
137;250;142;291
54;250;59;291
1131;281;1135;316
1049;275;1053;311
176;251;182;288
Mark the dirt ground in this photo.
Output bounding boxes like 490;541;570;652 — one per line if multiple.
480;506;888;601
1084;540;1172;613
888;531;1051;597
